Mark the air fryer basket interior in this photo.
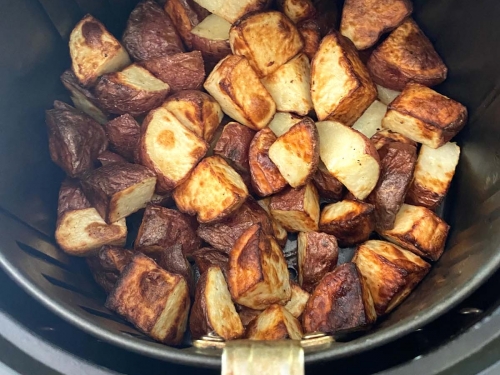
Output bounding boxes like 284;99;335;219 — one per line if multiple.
1;0;500;369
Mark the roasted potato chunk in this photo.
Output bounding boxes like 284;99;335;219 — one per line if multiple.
376;85;401;105
164;0;209;49
278;0;316;24
153;244;195;296
268;112;303;137
228;225;291;310
352;100;387;138
379;204;450;261
297;20;321;61
368;19;447;91
261;53;313;115
97;150;128;166
122;0;184;61
69;15;131;87
173;156;249;223
269;117;319;188
197;199;274;253
370;129;417;151
247;304;303;340
105;253;190;345
302;263;376;334
284;282;310;318
60;70;109;125
193;0;270;24
406;143;460;210
135;205;201;257
237;305;262;327
139;107;208;192
312;161;344;201
229;11;303;78
103;114;141;162
162;90;223;141
311;31;377;125
94;64;170;116
140;51;205;93
319;200;375;247
353;240;430;315
87;246;135;293
256;198;289;248
190;266;244;339
80;162;157;224
192;247;229;277
382;83;468;149
204;55;276;131
367;142;417;230
269;183;320;232
214;122;256;173
249;128;288;196
190;14;232;70
340;0;412;50
298;231;339;293
317;120;380;200
46;101;108;178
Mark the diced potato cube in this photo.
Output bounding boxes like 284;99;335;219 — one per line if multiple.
352;100;387;138
312;161;344;201
87;246;135;293
376;85;401;105
284;282;310;318
268;112;303;137
278;0;316;24
193;0;269;24
247;304;303;340
213;122;256;173
103;114;141;162
370;129;416;150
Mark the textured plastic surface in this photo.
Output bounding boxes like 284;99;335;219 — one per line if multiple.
0;0;500;369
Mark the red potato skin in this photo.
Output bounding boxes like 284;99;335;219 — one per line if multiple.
164;0;209;49
192;247;229;278
214;122;256;173
87;246;136;293
97;150;128;166
153;244;195;297
103;114;141;162
57;178;92;218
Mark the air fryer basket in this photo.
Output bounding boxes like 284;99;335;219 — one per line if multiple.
1;0;500;369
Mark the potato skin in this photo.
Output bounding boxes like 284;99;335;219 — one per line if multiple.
312;161;344;201
370;129;417;151
214;122;256;173
191;31;232;72
103;114;141;162
297;19;321;61
192;247;229;277
46;101;108;178
122;0;184;61
97;150;128;166
140;51;205;93
87;246;135;293
57;178;92;218
135;205;201;258
367;142;417;230
153;244;195;297
164;0;209;49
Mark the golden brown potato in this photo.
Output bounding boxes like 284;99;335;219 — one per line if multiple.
312;161;344;201
103;114;141;162
302;263;376;334
122;0;184;61
69;15;131;87
60;70;109;125
319;200;375;247
164;0;209;49
311;31;377;125
340;0;412;50
55;179;127;256
278;0;316;24
97;151;128;166
197;199;274;253
379;204;450;261
376;85;401;105
228;225;291;310
284;282;310;318
190;14;232;71
190;266;244;339
382;83;468;149
162;90;223;141
134;205;201;257
269;117;319;188
247;304;303;340
173;156;249;223
87;246;136;293
261;53;313;115
140;51;205;93
105;253;190;345
367;19;447;91
192;247;229;277
213;122;256;173
352;100;387;138
94;64;170;116
406;143;460;210
367;142;417;230
204;55;276;131
298;231;339;293
80;162;157;224
46;101;108;178
297;19;321;61
269;183;320;232
139;107;208;192
249;128;288;197
229;11;303;78
268;112;303;137
193;0;270;24
370;129;417;151
353;240;430;315
256;198;289;248
316;120;380;200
